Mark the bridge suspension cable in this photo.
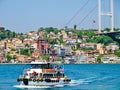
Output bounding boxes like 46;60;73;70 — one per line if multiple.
77;4;98;27
65;0;90;26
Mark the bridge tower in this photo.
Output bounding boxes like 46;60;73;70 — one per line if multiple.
98;0;114;33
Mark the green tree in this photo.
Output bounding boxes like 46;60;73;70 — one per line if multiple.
80;47;94;50
65;26;68;30
104;28;110;32
25;44;30;48
46;38;58;44
12;32;16;38
20;48;31;56
5;54;12;62
82;30;95;38
73;30;83;38
76;43;80;49
114;28;119;31
115;50;120;57
74;24;77;30
41;54;50;61
58;35;63;44
38;27;59;34
95;35;113;45
13;55;17;61
97;54;103;63
38;27;44;32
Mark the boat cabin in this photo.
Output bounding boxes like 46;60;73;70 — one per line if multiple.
24;61;64;79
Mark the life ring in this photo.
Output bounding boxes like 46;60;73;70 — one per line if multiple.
33;79;36;82
37;79;40;82
29;78;32;81
41;79;43;82
63;80;66;82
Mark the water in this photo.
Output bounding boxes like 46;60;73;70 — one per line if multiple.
0;64;120;90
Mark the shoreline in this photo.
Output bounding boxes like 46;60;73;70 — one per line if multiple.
0;63;120;65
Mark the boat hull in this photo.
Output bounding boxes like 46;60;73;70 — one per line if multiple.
14;80;70;89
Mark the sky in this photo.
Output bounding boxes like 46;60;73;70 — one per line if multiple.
0;0;120;33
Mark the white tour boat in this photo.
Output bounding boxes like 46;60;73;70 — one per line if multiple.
14;61;71;88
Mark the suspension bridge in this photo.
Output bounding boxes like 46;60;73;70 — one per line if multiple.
97;0;120;44
66;0;120;44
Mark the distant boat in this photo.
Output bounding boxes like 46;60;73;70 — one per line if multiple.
14;61;71;89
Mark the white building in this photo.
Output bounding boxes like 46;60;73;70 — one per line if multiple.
106;43;119;53
101;56;120;63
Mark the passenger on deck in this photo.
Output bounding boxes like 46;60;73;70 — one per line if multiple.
33;71;37;77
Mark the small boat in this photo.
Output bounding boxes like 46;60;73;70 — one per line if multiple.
14;61;71;88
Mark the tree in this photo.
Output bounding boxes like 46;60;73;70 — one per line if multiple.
104;28;110;32
74;24;77;30
95;35;113;45
46;38;58;44
82;30;95;38
65;26;68;30
13;55;17;61
20;48;31;56
115;50;120;57
97;54;103;63
76;43;80;49
5;54;12;62
41;54;50;61
38;27;44;32
114;28;119;31
25;44;30;48
80;47;94;50
38;27;59;34
58;35;63;44
73;30;83;38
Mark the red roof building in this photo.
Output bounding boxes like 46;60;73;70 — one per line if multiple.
37;35;50;55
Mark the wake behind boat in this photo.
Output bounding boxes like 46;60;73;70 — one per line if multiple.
14;61;71;89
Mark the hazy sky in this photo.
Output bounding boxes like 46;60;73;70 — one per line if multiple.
0;0;120;33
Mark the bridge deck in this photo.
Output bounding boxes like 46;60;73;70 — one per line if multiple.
96;30;120;35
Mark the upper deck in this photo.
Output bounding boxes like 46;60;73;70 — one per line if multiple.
28;61;64;73
31;61;48;64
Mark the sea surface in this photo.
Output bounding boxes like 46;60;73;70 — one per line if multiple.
0;64;120;90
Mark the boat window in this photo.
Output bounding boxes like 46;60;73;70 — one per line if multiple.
31;64;41;68
41;64;53;69
47;63;53;69
55;73;64;77
43;74;53;78
31;64;36;68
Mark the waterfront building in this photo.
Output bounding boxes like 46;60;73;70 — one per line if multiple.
76;55;86;64
48;32;57;39
85;50;99;63
71;33;78;39
23;39;33;45
60;30;68;42
30;43;37;50
64;57;75;64
32;49;40;59
60;48;65;59
82;35;88;42
101;54;120;63
17;55;32;63
106;43;119;53
15;44;25;49
12;38;22;45
49;49;58;62
37;35;50;55
0;55;3;63
85;43;97;49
